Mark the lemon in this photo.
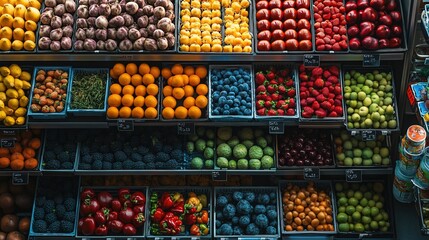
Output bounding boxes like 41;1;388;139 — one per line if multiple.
14;107;26;117
6;89;18;98
14;78;23;89
0;111;6;121
3;116;15;126
19;71;30;81
0;83;5;92
8;64;21;78
0;66;9;77
17;89;24;98
3;75;14;88
0;100;4;109
15;116;25;125
7;98;18;110
0;92;6;102
22;81;30;89
3;106;13;116
19;95;28;107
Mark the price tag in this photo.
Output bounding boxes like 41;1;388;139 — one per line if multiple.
304;167;320;180
1;130;16;136
361;130;376;141
212;170;227;181
117;119;134;131
177;122;194;135
346;169;362;182
303;55;320;67
12;172;29;185
119;55;134;60
268;121;284;134
0;139;14;148
363;54;380;67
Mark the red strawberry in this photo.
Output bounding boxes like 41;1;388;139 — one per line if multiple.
328;111;338;117
323;70;331;79
312;101;320;110
277;77;284;84
300;99;307;107
334;106;343;115
256;85;266;93
325;81;332;87
264;101;273;108
282;103;289;110
315;109;327;118
255;72;266;85
267;85;277;94
285;79;294;87
328;86;335;93
300;92;308;99
307;81;314;87
302;111;312;118
279;69;289;77
329;66;339;76
328;99;335;105
289;98;296;108
276;100;285;109
335;95;343;100
311;67;323;76
314;78;324;89
299;73;309;81
256;94;266;101
286;108;295;116
334;99;342;106
311;89;319;97
267;109;277;116
265;95;272;102
306;97;315;105
316;94;326;103
278;85;286;94
256;100;265;109
321;87;329;97
271;93;280;101
328;93;335;99
299;64;306;72
321;101;332;110
266;71;276;80
257;108;266;116
287;89;296;98
327;76;338;84
303;106;314;115
277;109;285;115
334;86;342;95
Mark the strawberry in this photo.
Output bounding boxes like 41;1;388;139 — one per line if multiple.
316;94;326;103
321;87;329;97
264;101;273;108
271;93;280;101
287;89;296;98
302;111;313;118
267;85;277;94
256;100;265;109
285;79;294;87
328;99;334;105
282;103;289;110
299;64;306;72
323;70;331;79
276;100;285;109
314;78;325;89
328;111;338;117
286;108;295;116
299;73;309;81
300;86;307;93
265;95;272;102
321;101;332;110
277;77;285;84
335;95;343;100
266;71;276;80
257;108;266;116
334;86;342;95
289;98;296;108
325;81;333;87
307;81;314;87
277;109;285;116
328;93;335;99
279;69;289;77
256;85;266;93
329;66;339;76
256;94;266;101
334;99;342;106
327;75;338;84
278;85;286;94
311;67;323;76
311;89;319;97
300;92;308;99
334;106;343;115
255;72;267;85
306;97;315;105
312;101;320;110
300;99;307;107
267;109;277;116
303;106;315;115
315;109;327;118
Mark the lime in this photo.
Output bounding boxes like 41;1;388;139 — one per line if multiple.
360;198;368;207
348;197;359;206
354;223;365;233
339;223;350;232
352;211;361;221
368;200;376;207
374;213;383;221
382;212;389;221
346;206;356;215
370;221;379;230
370;207;380;217
339;197;348;206
347;190;355;198
337;213;348;223
362;216;372;224
354;191;363;200
362;207;371;216
356;205;363;213
338;206;346;213
376;202;384;209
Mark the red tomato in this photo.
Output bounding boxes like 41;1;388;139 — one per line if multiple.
299;40;312;50
257;19;271;31
284;29;298;40
257;30;272;41
283;19;297;30
256;0;269;10
271;40;286;51
297;8;311;19
283;8;297;19
298;29;311;40
285;39;299;50
272;29;285;40
257;40;271;51
297;19;311;29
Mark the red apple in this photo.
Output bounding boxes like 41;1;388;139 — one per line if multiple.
345;1;357;11
283;19;297;29
298;29;311;40
347;25;360;37
386;0;397;11
256;9;270;20
378;38;389;48
389;37;401;48
283;8;297;19
257;40;271;51
391;25;402;37
257;19;271;31
349;37;361;49
256;0;269;10
390;11;401;23
284;29;298;39
257;30;272;41
375;25;390;39
270;8;283;20
379;15;392;25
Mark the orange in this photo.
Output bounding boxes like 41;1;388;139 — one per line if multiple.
135;85;146;96
181;74;189;85
184;66;195;76
107;106;119;119
118;73;131;86
167;76;174;86
184;85;194;97
171;64;184;75
107;94;121;107
112;63;125;79
161;67;172;79
110;83;122;94
196;84;208;95
195;95;208;108
131;74;143;86
162;107;175;119
145;95;158;108
131;107;144;118
172;87;185;100
126;63;138;75
121;94;134;107
195;66;207;78
188;106;202;119
189;75;200;87
163;85;173;96
138;63;150;75
162;96;176;108
183;96;195;109
171;75;184;87
142;73;155;85
174;106;188;119
150;66;160;78
122;85;135;95
119;106;132;118
134;96;145;107
147;83;159;95
145;107;158;119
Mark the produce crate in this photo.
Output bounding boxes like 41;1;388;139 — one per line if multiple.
39;129;79;172
28;66;72;119
253;0;315;54
213;186;281;239
342;66;400;133
67;68;110;116
345;0;407;53
29;176;80;238
76;186;149;238
146;187;212;239
208;65;255;121
298;64;345;122
278;180;337;235
160;63;209;121
184;127;216;170
253;63;300;121
332;180;396;238
276;129;336;169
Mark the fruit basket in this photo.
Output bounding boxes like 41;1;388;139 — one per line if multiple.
253;63;300;120
184;127;216;170
276;128;335;168
342;66;400;132
160;63;209;121
344;0;407;53
146;187;212;238
298;64;345;122
29;176;79;237
214;127;276;171
253;0;315;53
209;65;254;121
76;186;148;238
333;181;396;238
67;68;110;116
279;180;337;235
333;130;392;168
39;129;78;172
213;186;280;239
28;66;72;119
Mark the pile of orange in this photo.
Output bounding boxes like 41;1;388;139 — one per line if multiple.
107;63;159;119
161;64;208;119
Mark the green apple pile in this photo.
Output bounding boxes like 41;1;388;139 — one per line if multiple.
334;130;390;166
335;182;391;233
343;70;397;129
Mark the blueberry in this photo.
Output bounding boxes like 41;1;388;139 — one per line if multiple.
240;106;246;111
234;99;240;104
244;109;252;115
221;91;227;96
224;79;230;84
227;96;234;100
228;92;235;96
246;96;252;102
224;105;230;110
238;79;244;84
216;85;223;91
229;76;236;82
226;100;233;105
246;102;252;108
241;100;247;105
233;70;240;75
231;86;238;93
213;109;220;115
233;103;239;107
219;80;224;85
223;110;230;115
224;85;230;91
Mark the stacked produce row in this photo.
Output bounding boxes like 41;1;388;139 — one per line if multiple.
0;176;396;238
0;0;406;52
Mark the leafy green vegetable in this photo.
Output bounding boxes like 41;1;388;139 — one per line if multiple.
70;70;107;109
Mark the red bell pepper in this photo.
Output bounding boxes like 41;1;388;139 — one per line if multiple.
184;213;197;225
190;224;200;236
81;217;96;235
94;208;109;225
108;219;124;234
80;188;95;201
171;201;184;215
123;224;137;236
133;204;145;214
119;207;135;224
132;212;145;227
160;192;175;210
131;191;146;205
97;191;113;208
118;188;131;204
95;225;108;235
160;212;182;235
111;198;122;212
108;211;118;221
151;207;165;223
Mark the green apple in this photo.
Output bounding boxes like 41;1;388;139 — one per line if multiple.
350;92;357;100
347;107;354;115
380;121;388;128
372;154;382;164
337;153;346;161
353;149;362;157
362;86;371;94
388;120;397;128
344;86;352;93
365;79;373;87
370;95;380;104
344;157;353;166
353;157;363;165
373;122;380;129
384;97;392;105
363;97;372;107
385;105;394;115
344;79;351;86
344;72;351;80
374;74;383;81
358;91;366;101
385;85;393;92
357;102;363;108
344;92;351;99
364;118;373;127
371;112;381;122
358;106;369;117
357;75;366;83
369;103;379;113
349;100;357;108
352;113;361;122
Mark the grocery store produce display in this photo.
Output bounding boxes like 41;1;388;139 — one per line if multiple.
277;129;334;167
40;129;77;170
77;187;146;236
0;64;31;127
0;130;41;171
186;127;216;169
215;127;275;170
334;130;391;167
334;182;392;233
343;68;398;129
